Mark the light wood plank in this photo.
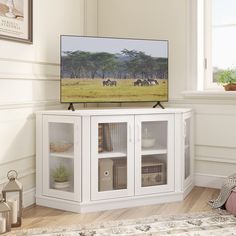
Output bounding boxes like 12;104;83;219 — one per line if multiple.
20;187;219;230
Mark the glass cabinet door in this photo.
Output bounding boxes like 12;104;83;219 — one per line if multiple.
91;116;134;200
42;115;81;202
135;115;174;195
183;113;193;189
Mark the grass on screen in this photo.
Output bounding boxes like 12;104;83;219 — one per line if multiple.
61;78;168;103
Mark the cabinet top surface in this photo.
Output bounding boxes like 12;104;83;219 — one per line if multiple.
37;107;192;116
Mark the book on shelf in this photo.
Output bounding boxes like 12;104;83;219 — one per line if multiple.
98;124;104;153
103;123;113;152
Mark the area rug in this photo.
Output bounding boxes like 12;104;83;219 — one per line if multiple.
9;210;236;236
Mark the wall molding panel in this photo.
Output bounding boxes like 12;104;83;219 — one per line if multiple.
0;167;35;185
0;155;35;176
0;60;59;81
0;80;60;104
0;57;59;66
196;114;236;148
169;97;236;106
0;100;61;110
196;145;236;164
0;56;61;104
195;173;225;189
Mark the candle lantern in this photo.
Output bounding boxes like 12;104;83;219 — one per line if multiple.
2;170;23;227
0;197;11;234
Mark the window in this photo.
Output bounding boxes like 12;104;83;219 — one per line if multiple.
204;0;236;89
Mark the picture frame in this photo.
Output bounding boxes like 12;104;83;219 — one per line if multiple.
0;0;32;43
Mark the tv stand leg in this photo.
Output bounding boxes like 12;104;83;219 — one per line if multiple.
68;103;75;111
153;101;165;109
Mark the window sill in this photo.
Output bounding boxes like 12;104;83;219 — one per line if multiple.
182;90;236;99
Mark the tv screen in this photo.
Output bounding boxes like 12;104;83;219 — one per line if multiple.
60;36;168;103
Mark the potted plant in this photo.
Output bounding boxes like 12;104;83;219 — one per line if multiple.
52;164;70;189
216;68;236;91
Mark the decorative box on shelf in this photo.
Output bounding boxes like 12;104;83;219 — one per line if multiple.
142;159;166;187
99;159;113;191
113;159;127;190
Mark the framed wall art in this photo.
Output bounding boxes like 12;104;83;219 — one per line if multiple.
0;0;32;43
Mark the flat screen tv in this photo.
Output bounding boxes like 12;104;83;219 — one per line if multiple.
60;36;168;104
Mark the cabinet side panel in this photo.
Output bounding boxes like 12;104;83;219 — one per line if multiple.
36;114;43;198
174;113;183;192
82;116;91;202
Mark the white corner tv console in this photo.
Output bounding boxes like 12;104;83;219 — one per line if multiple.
36;108;194;213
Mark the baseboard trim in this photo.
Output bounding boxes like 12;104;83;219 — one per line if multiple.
23;188;36;208
194;173;225;189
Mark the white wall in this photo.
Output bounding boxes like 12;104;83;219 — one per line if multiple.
0;0;85;205
97;0;187;100
93;0;236;188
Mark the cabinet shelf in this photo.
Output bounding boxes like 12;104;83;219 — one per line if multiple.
141;148;167;156
50;149;74;159
98;151;127;159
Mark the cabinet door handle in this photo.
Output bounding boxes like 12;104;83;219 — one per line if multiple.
137;124;141;142
129;125;132;142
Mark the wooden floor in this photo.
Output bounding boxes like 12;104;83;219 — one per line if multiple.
20;187;219;230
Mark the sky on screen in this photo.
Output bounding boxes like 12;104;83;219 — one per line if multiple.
61;36;168;58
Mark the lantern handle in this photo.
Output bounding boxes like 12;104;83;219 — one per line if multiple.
7;170;18;180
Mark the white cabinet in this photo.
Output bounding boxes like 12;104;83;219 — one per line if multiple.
36;108;193;213
41;116;81;202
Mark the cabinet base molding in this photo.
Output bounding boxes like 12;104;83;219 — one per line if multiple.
36;195;81;213
183;183;195;199
36;190;190;213
79;192;185;213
